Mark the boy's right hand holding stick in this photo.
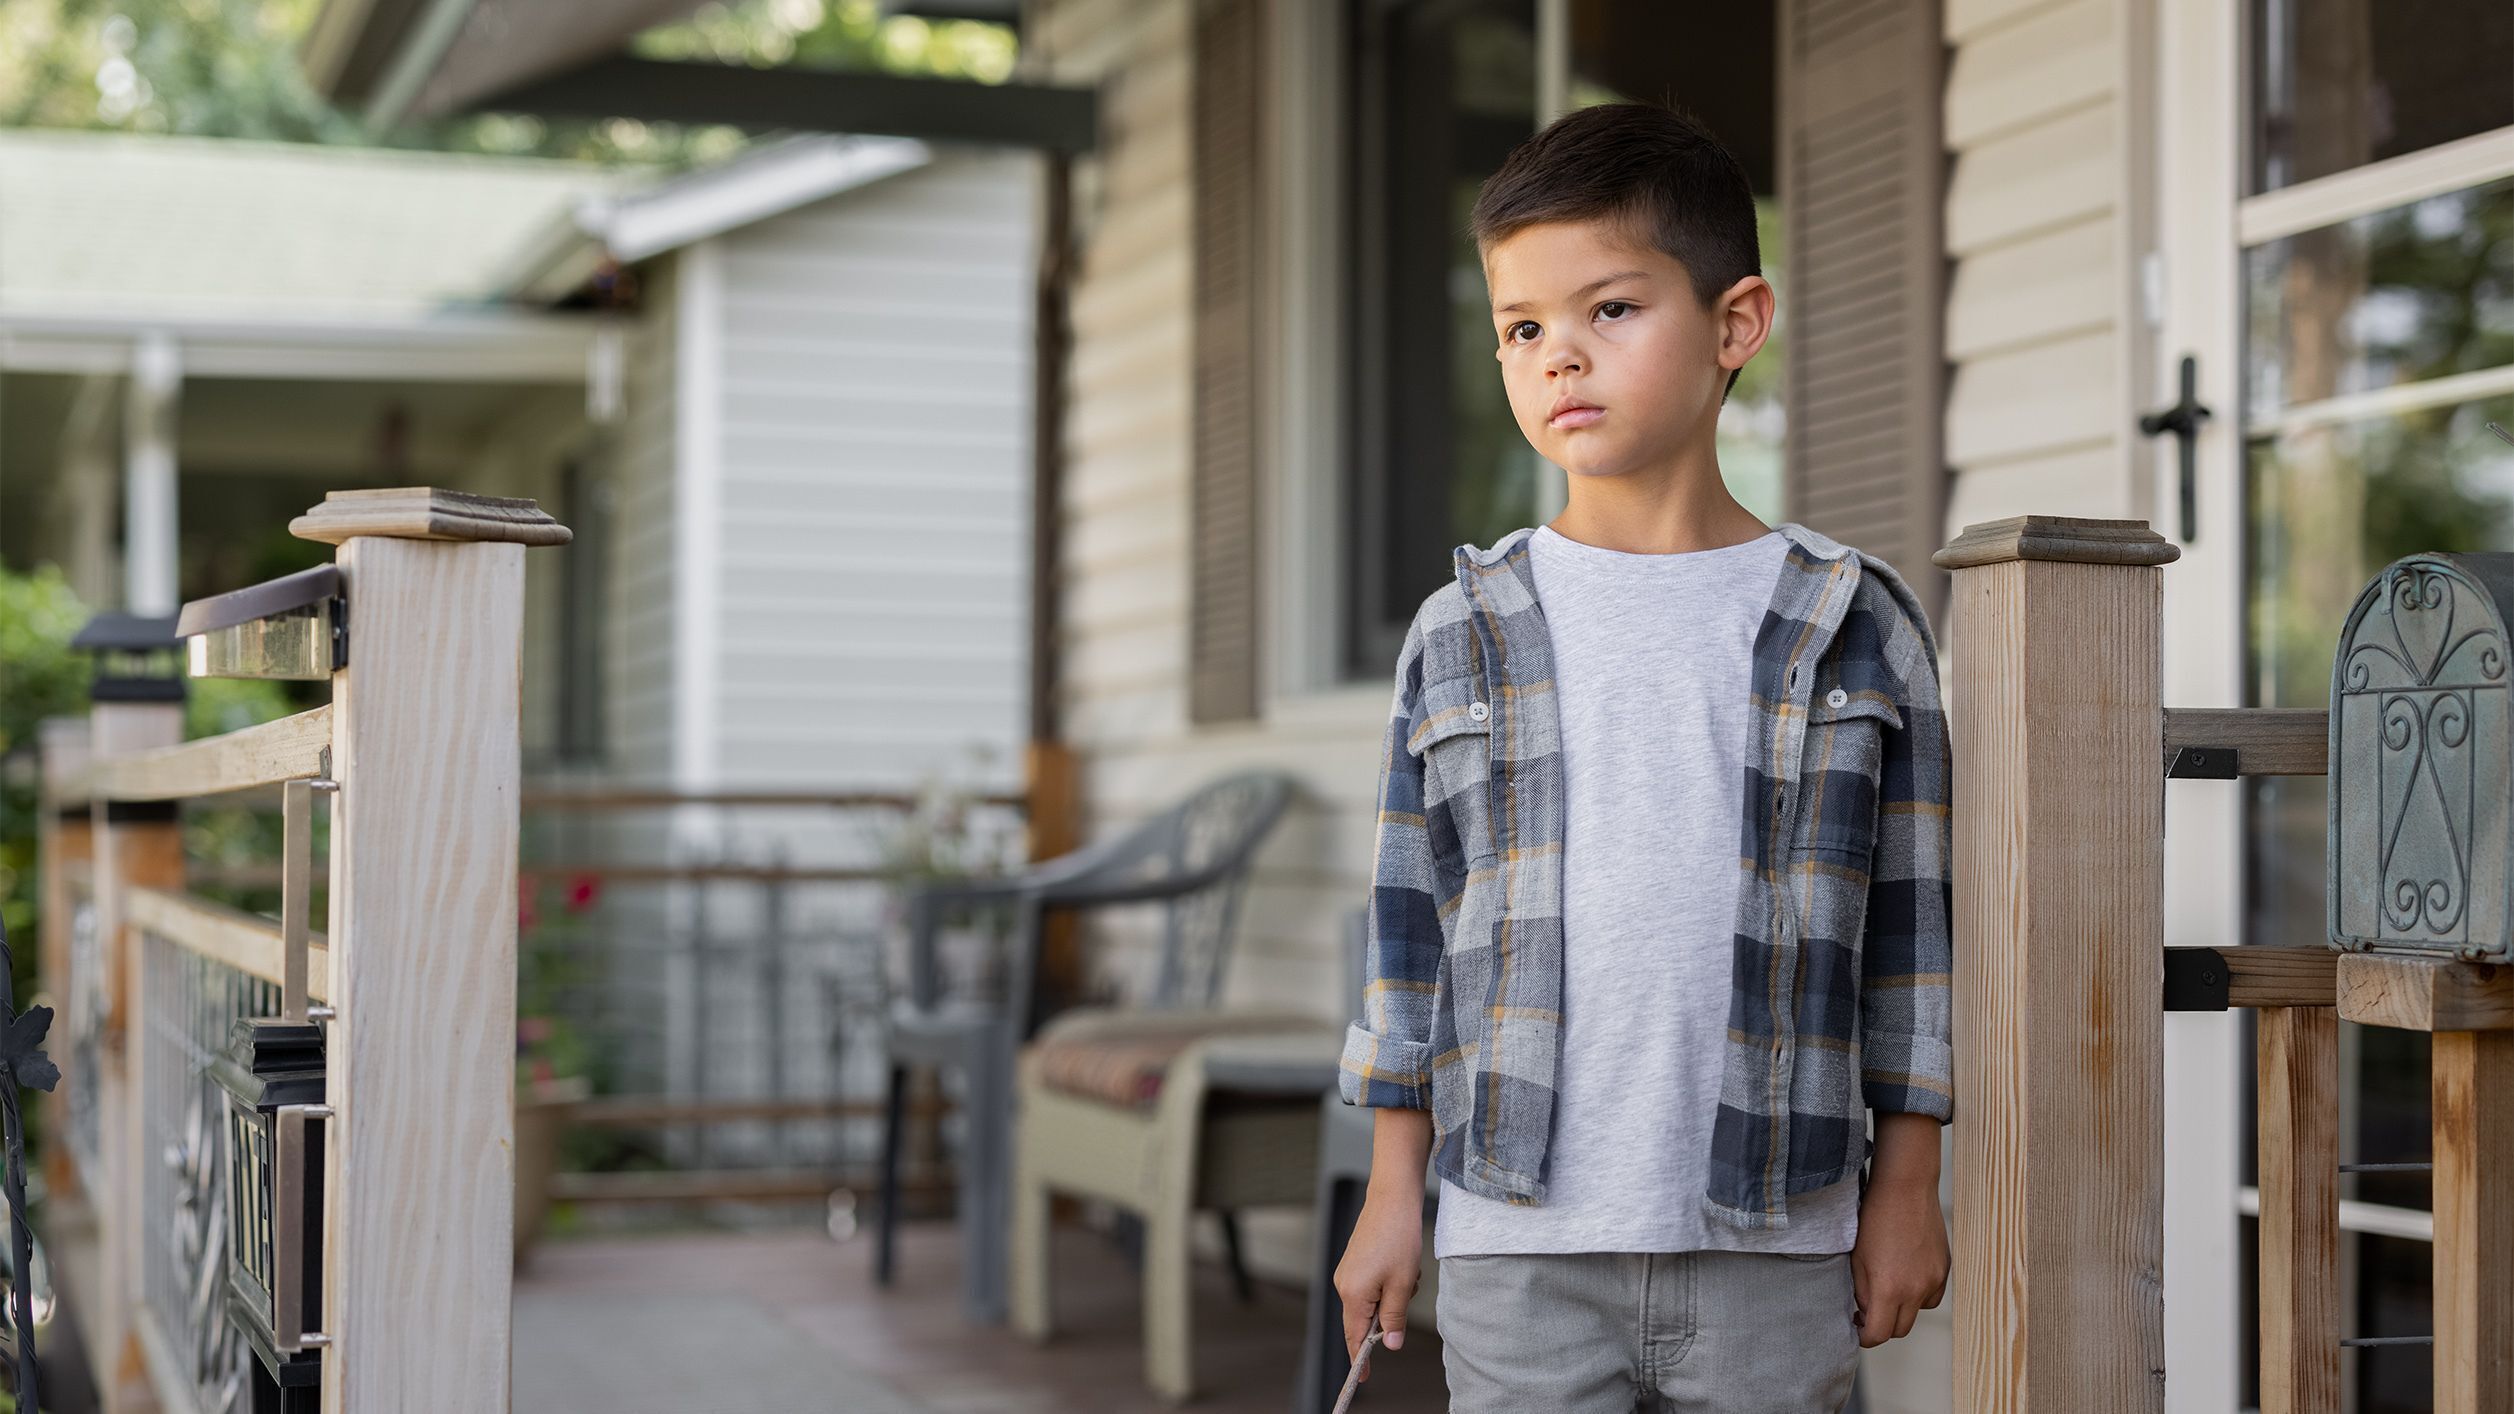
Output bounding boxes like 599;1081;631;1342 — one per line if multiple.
1332;1108;1435;1385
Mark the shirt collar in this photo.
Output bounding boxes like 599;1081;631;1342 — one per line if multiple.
1454;520;1856;576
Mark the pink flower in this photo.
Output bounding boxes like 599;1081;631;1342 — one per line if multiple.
565;874;601;914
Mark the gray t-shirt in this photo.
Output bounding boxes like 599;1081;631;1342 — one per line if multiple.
1433;523;1863;1257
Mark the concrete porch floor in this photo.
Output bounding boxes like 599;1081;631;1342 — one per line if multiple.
512;1218;1453;1413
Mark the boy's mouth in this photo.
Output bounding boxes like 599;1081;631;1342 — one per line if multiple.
1548;397;1604;429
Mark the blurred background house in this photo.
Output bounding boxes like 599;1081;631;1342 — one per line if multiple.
2;0;2499;1410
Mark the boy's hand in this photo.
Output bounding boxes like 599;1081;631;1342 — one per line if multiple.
1851;1112;1949;1347
1333;1184;1425;1379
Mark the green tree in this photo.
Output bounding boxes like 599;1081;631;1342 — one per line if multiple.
0;567;93;949
0;0;1017;166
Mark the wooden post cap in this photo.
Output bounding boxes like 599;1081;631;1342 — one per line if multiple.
1932;515;2181;570
291;488;573;547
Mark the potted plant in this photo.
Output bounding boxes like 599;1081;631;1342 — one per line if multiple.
513;871;601;1265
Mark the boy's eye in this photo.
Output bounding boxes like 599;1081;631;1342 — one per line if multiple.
1597;300;1631;320
1503;320;1538;345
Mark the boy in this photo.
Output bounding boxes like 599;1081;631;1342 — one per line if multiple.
1331;103;1954;1413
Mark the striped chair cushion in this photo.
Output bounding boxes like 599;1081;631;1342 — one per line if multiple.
1022;1013;1322;1111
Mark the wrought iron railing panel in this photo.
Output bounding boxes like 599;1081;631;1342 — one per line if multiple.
140;932;274;1414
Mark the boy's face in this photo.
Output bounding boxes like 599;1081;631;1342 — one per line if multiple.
1483;217;1772;482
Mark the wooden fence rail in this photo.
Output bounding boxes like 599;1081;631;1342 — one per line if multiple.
39;487;566;1414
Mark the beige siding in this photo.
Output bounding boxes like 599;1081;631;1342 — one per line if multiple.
1037;0;1383;1026
1035;0;1388;1282
1940;0;2146;535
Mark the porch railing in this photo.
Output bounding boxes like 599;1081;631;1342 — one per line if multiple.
41;487;563;1414
1939;514;2510;1414
510;786;1026;1216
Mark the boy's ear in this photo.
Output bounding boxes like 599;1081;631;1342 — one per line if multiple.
1716;274;1777;377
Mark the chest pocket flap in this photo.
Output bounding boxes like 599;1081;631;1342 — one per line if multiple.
1406;684;1493;756
1808;684;1902;731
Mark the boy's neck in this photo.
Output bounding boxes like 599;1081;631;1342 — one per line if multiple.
1545;447;1769;555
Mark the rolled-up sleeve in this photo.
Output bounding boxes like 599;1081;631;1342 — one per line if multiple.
1339;618;1442;1111
1859;619;1956;1122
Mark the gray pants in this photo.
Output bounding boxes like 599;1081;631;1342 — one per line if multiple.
1435;1249;1860;1413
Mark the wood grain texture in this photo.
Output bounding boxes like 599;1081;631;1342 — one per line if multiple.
2160;708;2329;777
2257;1007;2339;1414
322;536;523;1411
2337;955;2514;1032
84;706;331;802
290;486;571;546
1946;554;2166;1413
2226;947;2339;1009
2433;1030;2514;1414
124;888;329;1003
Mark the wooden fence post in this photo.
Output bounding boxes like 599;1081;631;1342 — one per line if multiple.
2257;1004;2340;1414
2433;1027;2514;1414
36;717;91;1202
1934;516;2177;1414
90;695;184;1414
293;489;567;1412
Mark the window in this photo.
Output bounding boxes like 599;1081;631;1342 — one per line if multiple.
1337;0;1783;680
1342;0;1541;678
2252;0;2514;195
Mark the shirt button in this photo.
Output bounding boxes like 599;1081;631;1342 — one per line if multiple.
1467;701;1489;722
1827;687;1848;708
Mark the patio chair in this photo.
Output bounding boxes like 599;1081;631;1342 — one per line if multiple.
874;770;1296;1324
1007;998;1341;1402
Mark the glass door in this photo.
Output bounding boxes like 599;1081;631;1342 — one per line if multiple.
2171;2;2514;1409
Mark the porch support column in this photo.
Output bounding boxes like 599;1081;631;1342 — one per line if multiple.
122;331;180;615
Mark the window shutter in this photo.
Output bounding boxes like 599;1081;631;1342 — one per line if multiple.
1780;0;1948;623
1189;0;1267;724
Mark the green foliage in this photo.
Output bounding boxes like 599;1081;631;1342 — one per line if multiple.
0;0;1017;168
0;567;94;950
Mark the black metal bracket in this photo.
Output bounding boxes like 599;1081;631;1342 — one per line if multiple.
2167;745;2240;779
2163;946;2230;1011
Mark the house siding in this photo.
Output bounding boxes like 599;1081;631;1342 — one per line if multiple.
1941;0;2148;532
1031;0;1388;1291
607;256;681;782
708;152;1036;793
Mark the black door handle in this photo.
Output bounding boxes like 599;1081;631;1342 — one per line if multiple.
2139;355;2212;543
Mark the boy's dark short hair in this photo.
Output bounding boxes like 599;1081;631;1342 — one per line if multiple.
1470;103;1762;394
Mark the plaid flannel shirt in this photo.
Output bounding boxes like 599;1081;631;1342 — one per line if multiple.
1336;520;1955;1231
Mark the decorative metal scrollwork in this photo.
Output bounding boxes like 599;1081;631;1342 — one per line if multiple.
2330;554;2514;960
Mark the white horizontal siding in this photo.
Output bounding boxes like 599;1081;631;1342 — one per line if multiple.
707;151;1038;794
1941;0;2141;539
